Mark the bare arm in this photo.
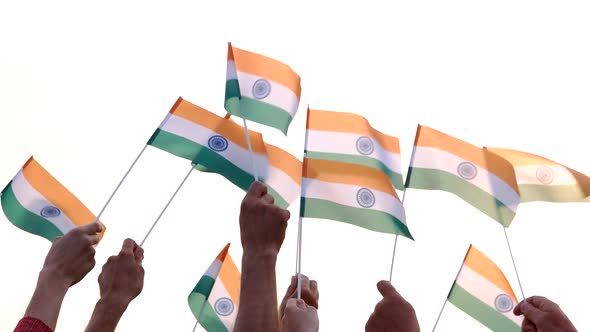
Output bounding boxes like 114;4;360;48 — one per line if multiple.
233;181;290;332
22;222;101;330
235;251;280;332
85;239;144;332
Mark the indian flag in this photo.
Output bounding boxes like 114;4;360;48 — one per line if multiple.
305;108;404;190
301;158;412;239
188;243;240;332
147;97;301;208
405;125;520;227
1;157;106;242
486;147;590;203
447;245;523;332
225;43;301;135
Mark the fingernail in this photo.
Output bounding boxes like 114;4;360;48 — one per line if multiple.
296;299;306;309
520;301;529;310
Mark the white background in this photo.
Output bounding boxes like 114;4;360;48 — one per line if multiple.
1;1;589;331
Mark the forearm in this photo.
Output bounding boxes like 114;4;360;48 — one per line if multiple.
234;251;280;332
24;270;69;331
85;298;128;332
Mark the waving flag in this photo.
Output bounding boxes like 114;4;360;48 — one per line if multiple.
301;158;412;239
225;43;301;134
405;125;520;227
305;108;404;190
1;157;106;242
188;244;240;332
486;147;590;203
148;98;301;208
447;245;523;331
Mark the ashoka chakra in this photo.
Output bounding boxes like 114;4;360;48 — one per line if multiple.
214;297;235;316
252;79;271;99
536;166;554;185
356;188;376;208
40;206;61;218
356;136;374;155
494;294;514;312
457;162;477;180
208;135;229;152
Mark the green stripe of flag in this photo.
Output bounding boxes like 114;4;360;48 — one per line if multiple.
201;301;230;332
304;151;404;190
519;184;584;203
192;275;215;296
1;184;63;241
301;197;413;239
149;129;289;208
225;79;293;134
406;167;515;227
448;284;521;332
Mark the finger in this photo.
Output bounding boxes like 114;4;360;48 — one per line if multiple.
78;221;102;235
88;234;100;245
282;275;297;299
525;295;556;312
247;181;267;197
261;193;275;205
120;238;137;256
52;236;63;243
134;246;144;265
377;280;398;298
278;208;290;221
517;299;545;323
310;280;319;306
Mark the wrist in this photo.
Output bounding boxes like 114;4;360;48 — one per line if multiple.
242;247;280;260
85;297;128;332
97;294;131;312
37;269;70;296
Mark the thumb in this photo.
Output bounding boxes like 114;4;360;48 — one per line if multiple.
377;280;398;298
120;238;137;255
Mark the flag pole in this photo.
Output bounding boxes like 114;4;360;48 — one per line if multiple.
432;244;471;332
431;300;448;332
503;227;525;300
390;126;420;281
191;301;207;332
296;106;310;299
140;166;193;247
236;106;259;181
296;215;303;299
93;144;148;223
388;190;407;282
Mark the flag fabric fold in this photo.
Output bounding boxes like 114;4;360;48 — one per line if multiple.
225;43;301;134
1;157;106;242
147;97;301;208
305;108;404;190
300;158;412;239
447;245;523;332
405;125;520;227
188;243;240;332
486;147;590;203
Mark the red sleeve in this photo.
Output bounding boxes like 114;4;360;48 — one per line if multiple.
14;317;53;332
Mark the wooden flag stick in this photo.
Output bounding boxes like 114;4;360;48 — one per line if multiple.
389;189;408;281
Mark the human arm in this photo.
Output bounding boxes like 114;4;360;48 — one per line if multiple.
513;296;577;332
233;181;291;332
365;280;420;332
19;222;101;331
85;238;144;332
